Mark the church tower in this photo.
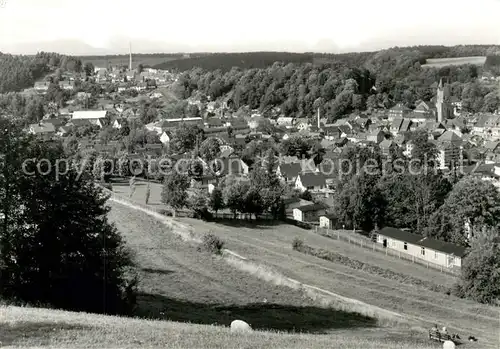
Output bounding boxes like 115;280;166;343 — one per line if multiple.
436;78;452;123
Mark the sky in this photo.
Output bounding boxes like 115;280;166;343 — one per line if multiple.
0;0;499;54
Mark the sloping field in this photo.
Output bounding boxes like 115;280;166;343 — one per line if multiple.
176;217;499;348
1;305;439;349
103;185;498;347
422;56;487;68
106;201;394;335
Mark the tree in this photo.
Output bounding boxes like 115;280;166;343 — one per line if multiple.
335;173;386;231
188;185;209;219
410;130;438;167
243;188;264;219
208;187;224;215
199;137;221;162
84;62;94;77
424;177;500;246
171;124;202;154
136;63;144;74
455;230;500;304
161;172;190;216
222;179;248;219
380;172;452;233
0;127;137;314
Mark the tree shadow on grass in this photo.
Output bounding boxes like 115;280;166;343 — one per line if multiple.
135;293;377;334
0;322;90;346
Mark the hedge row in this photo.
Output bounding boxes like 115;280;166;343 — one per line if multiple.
292;241;449;294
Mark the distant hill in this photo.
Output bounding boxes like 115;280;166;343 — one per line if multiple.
79;53;204;69
152;52;314;72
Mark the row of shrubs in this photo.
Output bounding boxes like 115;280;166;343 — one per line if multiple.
291;238;449;294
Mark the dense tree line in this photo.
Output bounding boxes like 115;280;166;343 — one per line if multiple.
154;52;314;72
171;46;500;122
328;136;500;304
0;52;83;94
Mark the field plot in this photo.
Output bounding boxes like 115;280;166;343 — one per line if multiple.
422;56;487;68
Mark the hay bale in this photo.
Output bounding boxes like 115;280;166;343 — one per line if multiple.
443;340;455;349
230;320;252;333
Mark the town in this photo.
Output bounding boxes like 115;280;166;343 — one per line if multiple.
0;43;500;349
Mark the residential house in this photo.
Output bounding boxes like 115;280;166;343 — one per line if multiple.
473;114;493;136
295;118;311;131
276;163;302;183
374;227;467;269
58;80;75;90
295;173;327;193
322;125;345;139
462;163;500;189
449;96;463;115
399;119;412;133
214;157;249;177
34;81;50;93
95;68;109;83
219;148;235;158
41;118;66;128
283;197;313;215
293;203;327;223
112;118;128;129
205;118;225;129
414;100;436;116
390;118;404;135
366;129;385;144
435;131;463;169
27;122;56;137
158;117;204;131
277;116;294;128
66;119;94;128
159;131;171;145
56;126;71;137
388;104;411;121
71;110;108;128
319;214;339;229
379;139;397;157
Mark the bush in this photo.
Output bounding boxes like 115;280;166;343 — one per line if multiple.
292;237;304;251
198;233;225;255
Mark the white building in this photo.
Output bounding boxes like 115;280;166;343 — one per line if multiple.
71;110;107;128
375;227;467;269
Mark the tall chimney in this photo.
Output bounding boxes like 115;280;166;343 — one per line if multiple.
129;42;132;71
317;107;320;129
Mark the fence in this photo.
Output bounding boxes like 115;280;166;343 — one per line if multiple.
315;227;461;276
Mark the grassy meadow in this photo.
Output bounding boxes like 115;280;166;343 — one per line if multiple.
422;56;487;68
1;305;442;349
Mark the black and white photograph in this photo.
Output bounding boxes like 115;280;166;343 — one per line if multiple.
0;0;499;348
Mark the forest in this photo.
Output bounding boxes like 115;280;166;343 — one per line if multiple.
171;46;500;122
153;52;315;72
0;52;83;94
